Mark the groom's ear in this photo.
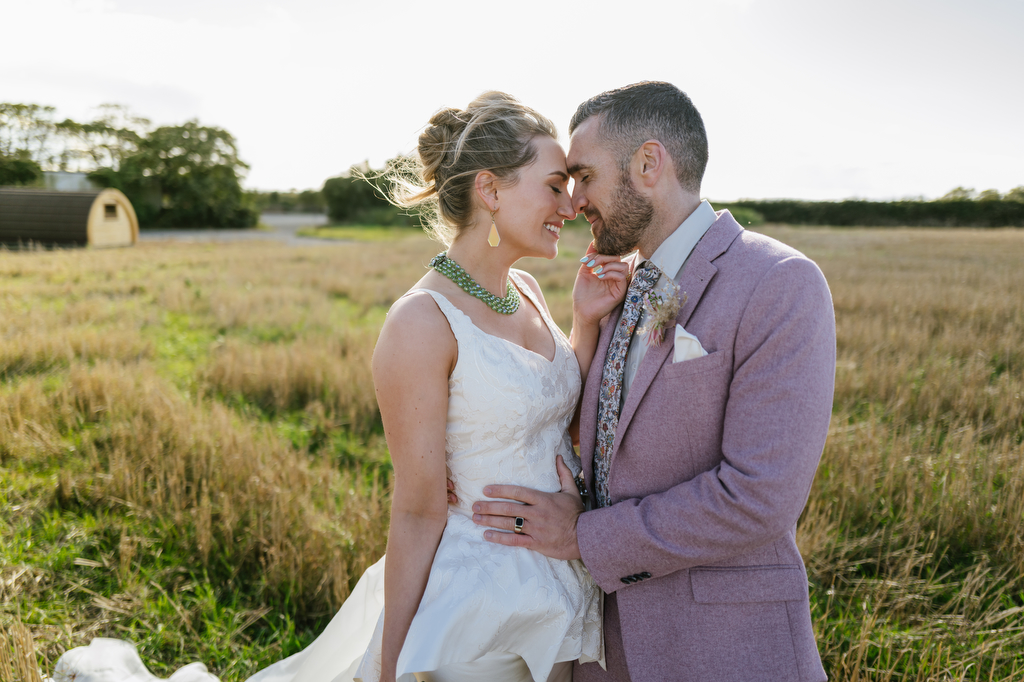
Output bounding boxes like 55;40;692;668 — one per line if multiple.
634;139;668;189
474;170;500;212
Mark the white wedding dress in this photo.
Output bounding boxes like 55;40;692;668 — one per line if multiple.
53;275;603;682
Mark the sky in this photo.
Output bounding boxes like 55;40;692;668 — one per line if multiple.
2;0;1022;201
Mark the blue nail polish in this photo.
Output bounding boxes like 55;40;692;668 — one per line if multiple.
598;273;606;279
586;259;596;267
579;256;589;262
593;265;603;274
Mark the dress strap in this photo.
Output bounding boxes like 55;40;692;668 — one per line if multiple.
508;271;537;308
401;288;473;344
509;271;563;340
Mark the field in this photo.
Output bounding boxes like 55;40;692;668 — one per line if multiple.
2;224;1023;681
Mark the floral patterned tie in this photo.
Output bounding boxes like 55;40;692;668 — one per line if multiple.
593;261;660;507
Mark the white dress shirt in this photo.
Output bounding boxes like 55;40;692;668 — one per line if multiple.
620;200;718;405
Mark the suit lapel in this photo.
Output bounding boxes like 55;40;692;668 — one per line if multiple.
611;213;743;452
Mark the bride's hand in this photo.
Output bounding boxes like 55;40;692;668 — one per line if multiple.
572;242;629;328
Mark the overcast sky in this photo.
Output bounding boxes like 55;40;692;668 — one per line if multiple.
3;0;1021;201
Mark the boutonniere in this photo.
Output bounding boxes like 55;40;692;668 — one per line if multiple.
638;279;687;347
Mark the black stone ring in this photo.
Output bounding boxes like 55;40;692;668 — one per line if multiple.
513;517;525;534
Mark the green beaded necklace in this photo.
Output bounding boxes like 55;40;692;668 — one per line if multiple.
430;252;520;315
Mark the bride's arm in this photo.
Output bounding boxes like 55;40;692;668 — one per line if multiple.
568;245;629;444
372;293;455;682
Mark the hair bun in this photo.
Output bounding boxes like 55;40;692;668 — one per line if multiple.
419;108;468;185
427;107;468;134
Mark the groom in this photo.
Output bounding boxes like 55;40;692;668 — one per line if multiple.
473;82;835;682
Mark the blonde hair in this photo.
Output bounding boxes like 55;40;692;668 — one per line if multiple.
390;91;557;246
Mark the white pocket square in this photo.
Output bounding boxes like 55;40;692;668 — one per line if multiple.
673;324;708;363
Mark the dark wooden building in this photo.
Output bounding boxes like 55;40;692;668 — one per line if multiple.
0;187;138;248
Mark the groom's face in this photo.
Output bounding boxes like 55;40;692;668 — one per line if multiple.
567;117;652;256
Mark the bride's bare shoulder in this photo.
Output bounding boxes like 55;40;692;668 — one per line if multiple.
385;287;449;330
374;287;457;374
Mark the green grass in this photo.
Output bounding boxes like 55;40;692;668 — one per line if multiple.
4;226;1024;680
1;488;322;679
1;239;397;679
144;310;220;390
297;225;421;241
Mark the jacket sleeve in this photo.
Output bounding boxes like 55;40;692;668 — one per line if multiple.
576;255;836;593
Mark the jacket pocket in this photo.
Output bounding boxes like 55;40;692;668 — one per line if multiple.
690;565;808;604
660;347;729;377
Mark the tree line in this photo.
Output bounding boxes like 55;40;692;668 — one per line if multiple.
4;101;1022;229
0;101;406;228
719;186;1024;228
250;159;418;226
247;189;326;214
0;103;256;227
314;174;1024;228
316;178;1024;229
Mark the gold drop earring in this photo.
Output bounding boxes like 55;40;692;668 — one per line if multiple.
487;209;500;247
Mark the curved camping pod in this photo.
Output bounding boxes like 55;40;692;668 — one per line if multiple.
0;187;139;248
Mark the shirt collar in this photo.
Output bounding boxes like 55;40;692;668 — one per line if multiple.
645;199;718;280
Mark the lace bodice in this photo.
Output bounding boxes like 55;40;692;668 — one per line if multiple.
437;274;584;520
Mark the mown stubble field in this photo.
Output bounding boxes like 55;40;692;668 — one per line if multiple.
2;224;1023;681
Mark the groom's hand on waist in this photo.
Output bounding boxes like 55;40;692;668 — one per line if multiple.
472;455;584;561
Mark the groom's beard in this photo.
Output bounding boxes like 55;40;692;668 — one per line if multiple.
590;171;654;256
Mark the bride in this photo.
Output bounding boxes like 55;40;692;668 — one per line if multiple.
53;92;629;682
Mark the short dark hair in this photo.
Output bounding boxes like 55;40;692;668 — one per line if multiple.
569;81;708;193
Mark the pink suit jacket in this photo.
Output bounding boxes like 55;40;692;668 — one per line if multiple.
576;211;835;682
